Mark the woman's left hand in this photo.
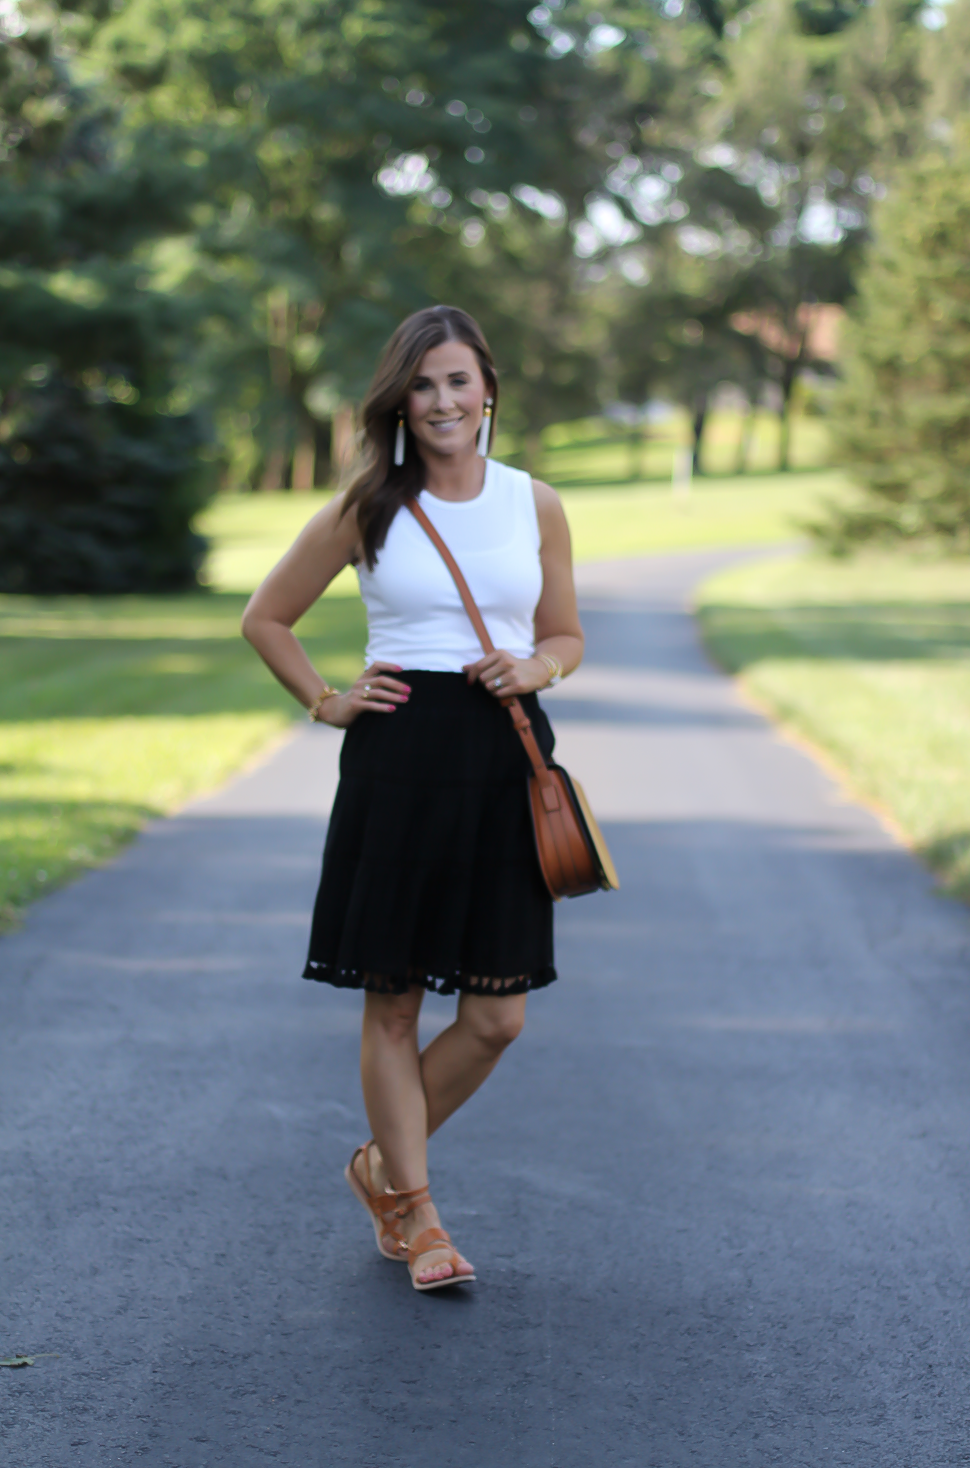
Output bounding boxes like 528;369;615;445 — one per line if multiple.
463;650;549;700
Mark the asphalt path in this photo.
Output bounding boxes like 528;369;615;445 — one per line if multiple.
4;547;970;1467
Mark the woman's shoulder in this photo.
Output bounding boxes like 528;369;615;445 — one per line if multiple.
529;477;560;510
486;462;565;548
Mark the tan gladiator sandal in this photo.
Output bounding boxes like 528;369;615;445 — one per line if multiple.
344;1142;409;1261
394;1185;477;1292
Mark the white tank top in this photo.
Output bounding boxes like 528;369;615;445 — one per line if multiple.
358;458;543;673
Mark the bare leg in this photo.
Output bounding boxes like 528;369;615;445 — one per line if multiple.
420;991;527;1135
358;985;473;1283
359;986;428;1190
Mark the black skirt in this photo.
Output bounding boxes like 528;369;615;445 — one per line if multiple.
303;671;557;996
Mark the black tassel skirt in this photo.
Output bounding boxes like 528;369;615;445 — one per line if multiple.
303;671;557;996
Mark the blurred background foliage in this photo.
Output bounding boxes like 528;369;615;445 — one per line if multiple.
2;0;970;590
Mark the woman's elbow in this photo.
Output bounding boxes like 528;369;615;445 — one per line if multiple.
240;601;262;645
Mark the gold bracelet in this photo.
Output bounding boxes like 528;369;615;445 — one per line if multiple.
535;652;564;687
308;686;340;721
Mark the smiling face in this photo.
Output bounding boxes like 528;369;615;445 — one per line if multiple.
405;340;489;461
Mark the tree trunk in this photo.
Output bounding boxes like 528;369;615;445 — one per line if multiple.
735;397;755;475
778;361;797;473
524;430;542;475
314;417;332;478
259;289;292;491
627;427;650;481
331;404;357;474
267;290;291;392
260;443;288;492
691;393;708;476
292;413;316;491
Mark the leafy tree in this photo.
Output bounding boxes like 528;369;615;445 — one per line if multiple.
610;263;767;472
817;127;970;549
0;0;217;591
90;0;610;488
921;0;970;136
423;193;606;468
583;0;932;469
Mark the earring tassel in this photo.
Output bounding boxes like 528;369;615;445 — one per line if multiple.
393;416;405;466
477;401;493;458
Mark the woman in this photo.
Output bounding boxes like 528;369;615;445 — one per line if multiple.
242;304;583;1291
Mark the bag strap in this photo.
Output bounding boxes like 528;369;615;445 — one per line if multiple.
406;498;561;812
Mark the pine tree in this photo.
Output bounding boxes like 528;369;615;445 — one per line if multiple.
0;2;215;592
820;126;970;548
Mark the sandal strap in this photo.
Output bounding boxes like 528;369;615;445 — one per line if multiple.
351;1143;382;1214
363;1190;402;1225
359;1141;377;1196
352;1149;429;1221
373;1206;407;1248
408;1226;453;1257
408;1225;470;1282
388;1185;431;1219
349;1145;411;1253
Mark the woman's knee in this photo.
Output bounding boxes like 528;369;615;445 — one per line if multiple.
364;988;423;1044
460;995;526;1055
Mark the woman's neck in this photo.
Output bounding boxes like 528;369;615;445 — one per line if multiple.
419;444;486;502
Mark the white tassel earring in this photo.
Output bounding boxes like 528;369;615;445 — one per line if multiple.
477;398;493;458
393;410;405;466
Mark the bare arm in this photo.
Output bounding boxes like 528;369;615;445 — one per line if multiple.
240;493;410;726
463;478;584;698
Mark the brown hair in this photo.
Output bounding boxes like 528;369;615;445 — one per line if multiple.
341;304;498;568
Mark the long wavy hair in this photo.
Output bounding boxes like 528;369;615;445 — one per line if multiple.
341;305;498;568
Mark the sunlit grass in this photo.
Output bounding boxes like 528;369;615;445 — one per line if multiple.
561;472;838;563
525;408;830;486
696;553;970;900
0;591;367;929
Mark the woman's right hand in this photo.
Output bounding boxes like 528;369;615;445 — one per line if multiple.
317;662;411;727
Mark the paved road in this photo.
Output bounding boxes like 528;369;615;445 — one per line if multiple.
4;548;970;1467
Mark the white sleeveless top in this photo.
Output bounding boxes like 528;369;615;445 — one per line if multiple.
358;459;543;673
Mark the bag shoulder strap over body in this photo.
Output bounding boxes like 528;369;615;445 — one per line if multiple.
406;498;563;815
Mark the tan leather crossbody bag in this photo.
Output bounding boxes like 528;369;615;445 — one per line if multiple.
408;499;619;901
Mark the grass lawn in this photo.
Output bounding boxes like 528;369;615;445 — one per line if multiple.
560;471;837;564
697;553;970;900
526;407;829;487
0;439;843;932
0;593;366;929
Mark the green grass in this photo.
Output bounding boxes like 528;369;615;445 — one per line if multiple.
522;407;830;487
199;494;362;597
0;423;844;932
696;552;970;900
561;472;838;562
0;592;366;929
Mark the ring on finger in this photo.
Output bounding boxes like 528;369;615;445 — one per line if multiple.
494;677;503;688
363;683;371;697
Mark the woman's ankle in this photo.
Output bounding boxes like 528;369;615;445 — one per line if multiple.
370;1142;428;1196
403;1198;439;1235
